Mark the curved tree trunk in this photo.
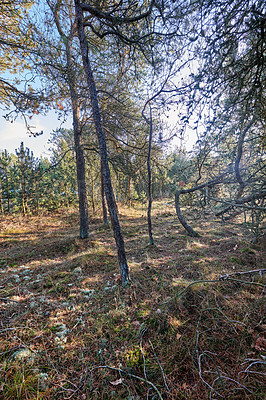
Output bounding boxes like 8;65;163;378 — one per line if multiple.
75;0;129;286
175;190;199;237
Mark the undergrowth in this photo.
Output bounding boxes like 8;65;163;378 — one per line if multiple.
0;202;265;399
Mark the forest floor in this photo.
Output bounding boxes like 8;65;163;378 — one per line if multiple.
0;200;265;400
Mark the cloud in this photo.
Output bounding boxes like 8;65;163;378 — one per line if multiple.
0;116;50;157
0;112;72;157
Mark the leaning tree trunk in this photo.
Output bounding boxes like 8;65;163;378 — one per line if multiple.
75;0;129;286
175;190;199;237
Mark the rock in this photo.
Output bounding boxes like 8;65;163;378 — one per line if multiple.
37;373;49;391
12;348;33;361
72;267;82;275
81;289;95;296
12;274;20;283
30;301;36;309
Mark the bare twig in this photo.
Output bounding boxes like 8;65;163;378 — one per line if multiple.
238;359;266;378
210;375;252;398
140;328;148;382
148;339;170;393
0;298;19;303
161;273;265;306
72;365;164;400
198;352;223;398
0;277;11;289
219;269;265;280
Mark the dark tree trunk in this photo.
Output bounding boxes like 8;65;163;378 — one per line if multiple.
147;106;154;245
0;187;3;214
73;115;89;238
50;4;89;239
234;120;253;200
75;0;129;286
175;190;199;237
127;176;132;207
101;159;108;225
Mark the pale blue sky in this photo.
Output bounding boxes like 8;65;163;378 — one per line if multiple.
0;111;72;158
0;108;197;159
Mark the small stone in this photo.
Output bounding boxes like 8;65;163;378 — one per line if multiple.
37;372;49;391
12;274;20;283
12;348;32;361
72;267;82;275
81;289;95;296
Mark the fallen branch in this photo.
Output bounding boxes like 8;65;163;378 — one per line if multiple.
174;168;233;236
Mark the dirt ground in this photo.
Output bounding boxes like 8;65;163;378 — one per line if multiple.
0;201;265;399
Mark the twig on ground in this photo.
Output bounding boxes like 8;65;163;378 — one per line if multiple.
148;339;170;393
140;328;148;382
210;375;252;399
161;272;265;305
0;277;11;289
0;298;19;303
69;365;164;400
238;359;266;378
219;269;266;280
198;352;223;398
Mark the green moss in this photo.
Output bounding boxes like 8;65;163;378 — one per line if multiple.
123;345;143;367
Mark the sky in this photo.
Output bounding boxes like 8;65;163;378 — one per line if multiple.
0;111;72;158
0;110;197;160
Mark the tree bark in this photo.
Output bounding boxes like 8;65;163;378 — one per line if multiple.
75;0;129;286
101;159;108;225
234;120;253;200
50;3;89;239
147;105;154;245
175;190;199;237
72;101;89;238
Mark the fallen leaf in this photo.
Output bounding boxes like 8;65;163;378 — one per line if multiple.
110;378;123;385
132;320;141;328
254;337;266;351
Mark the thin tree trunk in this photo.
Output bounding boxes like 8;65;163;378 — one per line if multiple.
91;176;95;214
22;177;27;215
75;0;129;286
127;176;132;207
235;120;253;200
147;105;154;245
101;159;108;225
0;187;3;214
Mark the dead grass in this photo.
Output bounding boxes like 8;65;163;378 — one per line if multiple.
0;201;265;399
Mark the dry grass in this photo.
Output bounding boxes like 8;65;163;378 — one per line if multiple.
0;201;265;399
